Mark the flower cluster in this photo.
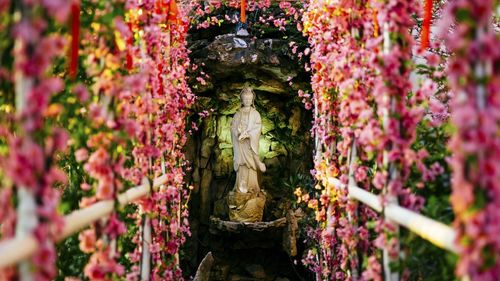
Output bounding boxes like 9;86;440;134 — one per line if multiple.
440;0;500;279
122;1;194;279
1;0;193;279
73;3;140;279
368;0;434;276
0;1;72;280
188;0;304;34
302;1;374;278
302;0;445;279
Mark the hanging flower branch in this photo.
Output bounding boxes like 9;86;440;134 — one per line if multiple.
123;1;193;279
74;4;139;279
328;2;382;279
440;0;500;279
368;0;427;276
301;1;359;278
0;1;73;280
301;0;444;279
188;0;304;33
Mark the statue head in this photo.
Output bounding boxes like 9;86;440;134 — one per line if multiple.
240;86;255;108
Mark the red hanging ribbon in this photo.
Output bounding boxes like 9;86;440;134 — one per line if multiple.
155;0;162;14
157;62;164;96
167;0;179;26
69;1;80;79
126;22;134;71
240;0;246;23
372;8;379;38
421;0;433;50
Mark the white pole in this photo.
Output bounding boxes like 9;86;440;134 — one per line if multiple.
0;177;161;268
327;177;458;253
140;216;152;281
14;38;36;281
382;21;399;281
346;141;359;279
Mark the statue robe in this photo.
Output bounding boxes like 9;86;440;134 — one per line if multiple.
231;107;262;194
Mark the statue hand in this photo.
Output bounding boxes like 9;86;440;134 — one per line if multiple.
258;162;266;172
238;131;249;141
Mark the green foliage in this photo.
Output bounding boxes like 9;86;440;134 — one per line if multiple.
55;152;87;280
56;150;140;279
282;171;313;201
117;204;140;271
402;230;459;281
402;109;456;280
56;234;89;280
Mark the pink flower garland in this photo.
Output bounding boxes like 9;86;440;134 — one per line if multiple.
75;8;137;280
302;1;357;278
188;0;303;32
0;1;72;280
123;1;193;279
367;0;438;277
302;0;441;279
440;0;500;279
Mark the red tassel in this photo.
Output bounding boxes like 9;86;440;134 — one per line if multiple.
421;0;433;50
69;1;80;79
240;0;246;23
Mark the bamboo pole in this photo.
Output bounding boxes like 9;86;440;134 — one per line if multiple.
327;177;458;254
0;176;167;269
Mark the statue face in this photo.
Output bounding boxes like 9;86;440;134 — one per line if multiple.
241;91;253;107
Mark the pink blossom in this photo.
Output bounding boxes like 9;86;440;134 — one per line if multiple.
6;137;44;189
104;213;126;239
46;128;69;154
33;242;56;268
74;83;89;102
429;97;446;113
75;148;89;162
80;182;92;191
79;229;96;253
96;180;114;200
80;196;97;208
41;0;71;22
113;17;131;39
12;20;45;43
88;103;107;126
84;263;106;280
425;53;441;67
355;166;368;182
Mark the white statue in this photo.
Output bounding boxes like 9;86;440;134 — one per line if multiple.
231;86;266;194
228;86;267;222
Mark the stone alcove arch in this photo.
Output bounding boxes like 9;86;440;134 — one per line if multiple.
183;32;313;280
